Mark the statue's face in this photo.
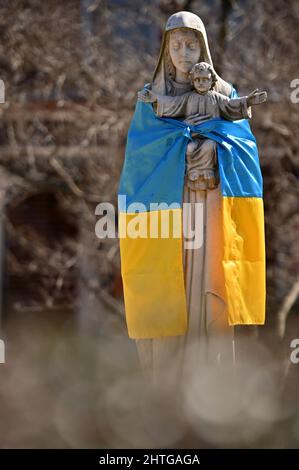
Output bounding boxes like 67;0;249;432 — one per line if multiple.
168;29;201;74
192;70;212;94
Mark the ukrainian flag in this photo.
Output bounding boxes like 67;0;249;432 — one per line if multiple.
118;87;266;339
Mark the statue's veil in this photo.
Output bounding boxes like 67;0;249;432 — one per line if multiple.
151;11;232;97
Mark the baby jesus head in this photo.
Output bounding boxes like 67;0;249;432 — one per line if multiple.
188;62;217;95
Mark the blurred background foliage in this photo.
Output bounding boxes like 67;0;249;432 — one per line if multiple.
0;0;298;448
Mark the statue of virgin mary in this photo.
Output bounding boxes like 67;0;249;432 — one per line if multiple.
118;11;266;390
135;11;235;388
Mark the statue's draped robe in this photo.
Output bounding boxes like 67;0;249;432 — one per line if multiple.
135;79;235;389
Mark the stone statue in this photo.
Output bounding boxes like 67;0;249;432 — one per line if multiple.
132;11;265;390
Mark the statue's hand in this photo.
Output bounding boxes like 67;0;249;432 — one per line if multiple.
137;89;157;103
247;88;268;106
184;113;211;126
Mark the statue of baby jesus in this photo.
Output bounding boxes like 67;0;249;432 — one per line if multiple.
138;62;267;190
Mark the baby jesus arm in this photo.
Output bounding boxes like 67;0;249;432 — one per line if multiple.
216;93;252;120
215;89;267;121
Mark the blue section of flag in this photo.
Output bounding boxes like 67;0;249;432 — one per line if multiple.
118;100;189;212
118;87;263;212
